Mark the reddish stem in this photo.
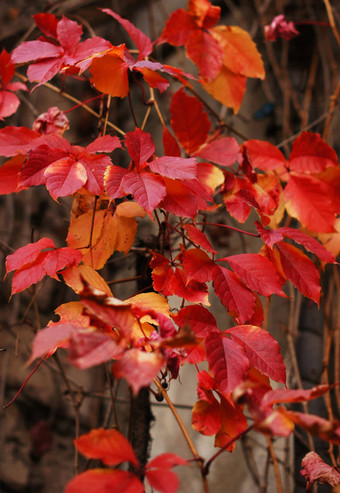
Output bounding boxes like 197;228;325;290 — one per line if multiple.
197;222;259;238
63;95;103;113
3;357;45;408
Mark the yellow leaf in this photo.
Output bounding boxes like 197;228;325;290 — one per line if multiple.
62;264;112;296
211;26;265;79
128;292;170;323
54;301;90;326
204;66;246;113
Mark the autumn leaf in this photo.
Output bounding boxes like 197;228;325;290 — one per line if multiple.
0;49;27;119
74;428;139;466
226;325;286;384
145;453;188;493
173;305;219;337
205;332;249;394
243;139;287;172
289;131;338;174
12;14;111;84
300;452;340;489
182;248;215;283
113;348;165;394
184;223;217;254
6;238;82;294
66;469;143;493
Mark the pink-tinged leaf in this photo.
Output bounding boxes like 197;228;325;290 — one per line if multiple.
113;349;165;394
33;13;58;39
0;91;20;119
184;224;217;254
0;126;41;157
226;325;286;384
146;453;187;493
285;411;340;444
32;106;69;136
196;137;241;167
264;15;299;42
182;248;215;283
170;88;210;155
289;131;338;173
243;140;286;171
261;384;333;408
147;453;188;469
66;469;144;493
27;58;64;84
173;305;218;337
102;9;153;60
11;254;48;294
186;29;223;81
205;332;249;394
43;247;83;278
213;266;256;324
149;156;197;180
68;332;122;369
0;155;25;194
278;227;335;263
75;428;139;466
160;177;198;218
220;253;286;297
73;37;112;69
6;237;55;272
122;170;166;213
284;174;335;233
169;268;209;304
255;221;284;248
44;159;87;198
125;128;155;170
301;452;340;489
11;40;62;63
162;128;181;157
105;165;128;199
276;242;321;304
85;135;121;154
30;323;76;362
57;16;82;52
19;145;65;188
80;153;112;195
158;9;196;46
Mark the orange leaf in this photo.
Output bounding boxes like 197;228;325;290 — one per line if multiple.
90;46;129;98
204;66;246;113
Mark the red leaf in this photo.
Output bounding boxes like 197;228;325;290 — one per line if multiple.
12;40;62;64
301;452;340;489
205;332;249;394
74;428;139;466
215;396;248;450
289;131;338;173
0;126;41;157
66;469;143;493
146;453;188;493
104;165;128;199
44;158;87;198
192;397;221;435
182;248;215;283
0;52;27;118
158;9;196;46
149;156;197;180
278;227;335;263
285;411;340;445
29;323;76;362
6;237;55;272
162;128;181;157
102;9;153;60
276;242;321;303
284;174;335;233
188;0;221;29
125;128;155;170
85;135;121;154
90;49;129;98
184;224;217;254
196;137;241;167
0;155;25;194
243;140;286;171
212;266;256;324
169;268;209;304
122;170;166;212
150;253;174;296
33;13;58;39
113;349;165;394
67;331;122;369
170;88;210;155
173;305;218;337
159;177;199;218
226;325;286;384
219;253;286;297
255;221;284;248
186;29;223;81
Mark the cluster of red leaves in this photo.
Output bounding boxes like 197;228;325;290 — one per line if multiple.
66;428;187;493
2;2;340;492
264;15;300;42
158;0;265;111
